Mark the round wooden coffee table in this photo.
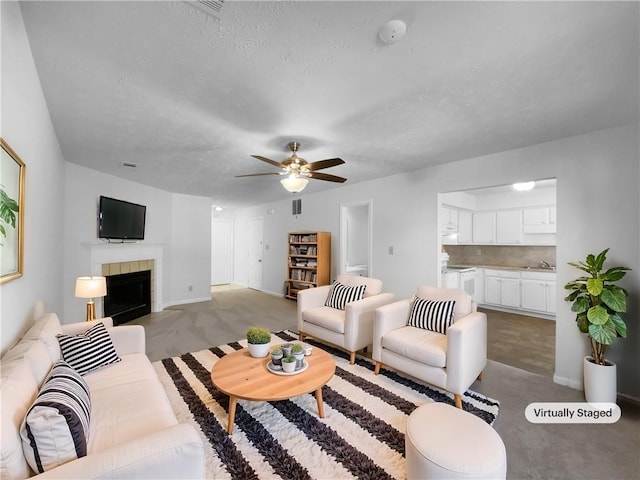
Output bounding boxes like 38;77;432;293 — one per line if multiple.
211;346;336;434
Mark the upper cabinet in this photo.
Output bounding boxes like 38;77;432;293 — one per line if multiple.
441;207;459;233
458;210;473;243
496;210;523;244
522;206;557;234
472;212;496;243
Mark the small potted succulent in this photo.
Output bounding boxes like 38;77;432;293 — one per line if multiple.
281;355;297;373
270;346;283;367
292;343;305;368
246;327;271;358
281;343;293;357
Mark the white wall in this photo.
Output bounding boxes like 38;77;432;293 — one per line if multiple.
0;2;66;354
167;193;211;306
64;163;212;320
234;123;640;398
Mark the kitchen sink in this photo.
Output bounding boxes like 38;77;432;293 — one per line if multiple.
520;265;556;271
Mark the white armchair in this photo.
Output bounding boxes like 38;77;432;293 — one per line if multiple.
298;274;395;364
373;286;487;408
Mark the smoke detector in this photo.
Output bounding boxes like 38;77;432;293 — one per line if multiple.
378;20;407;44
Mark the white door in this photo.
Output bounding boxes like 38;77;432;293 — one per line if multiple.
211;219;233;285
247;217;263;290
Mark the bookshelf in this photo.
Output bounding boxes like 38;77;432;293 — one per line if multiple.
286;231;331;300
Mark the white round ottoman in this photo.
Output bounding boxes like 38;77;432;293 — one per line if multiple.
405;403;506;479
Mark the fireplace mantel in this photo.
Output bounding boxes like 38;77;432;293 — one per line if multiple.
85;243;164;313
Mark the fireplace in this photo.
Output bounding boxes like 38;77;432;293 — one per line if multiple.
104;270;151;325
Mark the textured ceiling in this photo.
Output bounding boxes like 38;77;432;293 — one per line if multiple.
18;1;639;210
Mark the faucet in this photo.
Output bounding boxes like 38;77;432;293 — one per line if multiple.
538;260;551;269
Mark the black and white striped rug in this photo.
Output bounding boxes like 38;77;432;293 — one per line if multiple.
153;330;500;479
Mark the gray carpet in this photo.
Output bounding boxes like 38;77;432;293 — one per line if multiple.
132;287;640;480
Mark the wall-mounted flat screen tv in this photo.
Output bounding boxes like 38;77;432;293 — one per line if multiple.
98;196;146;240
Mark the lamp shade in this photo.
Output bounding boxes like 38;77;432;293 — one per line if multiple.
75;276;107;299
280;175;309;193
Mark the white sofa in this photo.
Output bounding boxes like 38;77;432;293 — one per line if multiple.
1;314;205;479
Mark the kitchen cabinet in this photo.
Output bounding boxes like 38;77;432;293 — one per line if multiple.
523;206;557;234
473;212;496;243
458;210;473;243
521;271;556;314
483;269;520;307
496;210;523;244
441;207;459;233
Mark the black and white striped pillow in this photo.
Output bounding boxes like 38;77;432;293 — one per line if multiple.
407;297;456;334
57;321;120;375
21;360;91;473
325;281;366;310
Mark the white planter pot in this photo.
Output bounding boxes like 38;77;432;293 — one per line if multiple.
282;360;297;373
248;342;270;358
583;356;617;403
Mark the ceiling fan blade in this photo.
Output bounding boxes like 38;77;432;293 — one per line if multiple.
235;172;281;178
251;155;285;168
309;172;347;183
306;157;345;171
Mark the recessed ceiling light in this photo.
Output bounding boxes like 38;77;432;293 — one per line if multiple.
512;181;535;192
214;206;223;212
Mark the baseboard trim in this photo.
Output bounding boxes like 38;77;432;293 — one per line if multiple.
163;296;212;309
553;374;583;390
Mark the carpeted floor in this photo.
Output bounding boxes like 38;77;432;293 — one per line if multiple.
133;287;640;480
153;330;500;479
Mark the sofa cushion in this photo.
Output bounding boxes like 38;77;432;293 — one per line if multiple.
0;360;39;480
325;281;366;310
21;360;91;474
407;297;456;334
2;340;53;386
302;306;346;334
57;322;121;375
336;274;383;296
382;326;447;368
84;353;178;452
22;313;63;361
415;286;472;322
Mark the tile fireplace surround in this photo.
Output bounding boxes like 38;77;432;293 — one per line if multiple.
87;243;163;318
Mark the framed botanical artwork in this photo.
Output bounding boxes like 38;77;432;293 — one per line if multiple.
1;138;25;284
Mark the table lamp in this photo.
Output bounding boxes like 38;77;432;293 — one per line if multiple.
75;276;107;321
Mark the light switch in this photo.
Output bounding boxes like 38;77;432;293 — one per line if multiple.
389;246;394;255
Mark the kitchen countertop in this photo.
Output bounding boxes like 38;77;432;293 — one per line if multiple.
448;264;556;273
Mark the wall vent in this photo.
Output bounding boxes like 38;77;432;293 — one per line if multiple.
292;198;302;216
188;0;224;20
121;162;137;168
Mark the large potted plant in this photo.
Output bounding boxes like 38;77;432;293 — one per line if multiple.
564;248;630;403
246;327;271;358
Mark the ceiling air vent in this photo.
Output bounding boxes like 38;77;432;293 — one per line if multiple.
121;162;137;168
188;0;224;20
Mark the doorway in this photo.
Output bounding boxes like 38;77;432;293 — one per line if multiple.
437;179;557;377
340;200;372;277
211;218;234;285
247;217;264;290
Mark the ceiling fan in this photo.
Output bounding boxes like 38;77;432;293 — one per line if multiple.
236;142;347;193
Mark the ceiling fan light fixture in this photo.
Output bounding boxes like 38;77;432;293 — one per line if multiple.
281;174;308;193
